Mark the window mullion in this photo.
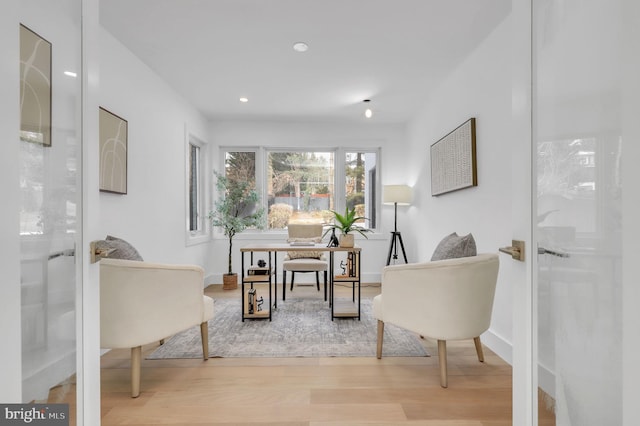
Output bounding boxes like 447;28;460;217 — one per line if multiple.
334;147;346;214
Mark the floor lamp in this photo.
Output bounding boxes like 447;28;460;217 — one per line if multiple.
383;185;412;265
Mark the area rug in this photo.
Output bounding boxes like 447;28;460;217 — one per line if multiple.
147;297;429;359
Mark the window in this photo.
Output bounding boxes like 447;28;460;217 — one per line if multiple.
345;151;377;229
220;147;381;232
186;134;209;244
225;151;256;188
188;143;201;231
267;151;334;228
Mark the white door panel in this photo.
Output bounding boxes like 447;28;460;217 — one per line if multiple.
533;0;623;423
19;0;82;408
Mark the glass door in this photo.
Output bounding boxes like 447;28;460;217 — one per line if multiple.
533;0;623;423
19;0;82;418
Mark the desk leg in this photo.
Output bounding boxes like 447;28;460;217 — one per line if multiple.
357;251;361;320
269;252;273;320
241;252;245;322
272;251;277;310
330;251;334;320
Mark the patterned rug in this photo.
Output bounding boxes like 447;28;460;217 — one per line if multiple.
147;297;429;358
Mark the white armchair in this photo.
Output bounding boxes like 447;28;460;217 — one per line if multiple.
373;253;499;387
100;258;214;397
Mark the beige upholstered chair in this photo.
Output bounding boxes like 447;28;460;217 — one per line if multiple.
282;223;328;299
373;253;499;388
100;258;214;397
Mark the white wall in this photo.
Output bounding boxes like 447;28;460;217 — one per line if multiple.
404;16;514;361
207;120;407;283
98;29;211;269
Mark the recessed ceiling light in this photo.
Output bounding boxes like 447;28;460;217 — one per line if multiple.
293;42;309;52
239;97;249;103
63;71;77;78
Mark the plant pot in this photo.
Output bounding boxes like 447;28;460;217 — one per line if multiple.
339;234;354;248
222;273;238;290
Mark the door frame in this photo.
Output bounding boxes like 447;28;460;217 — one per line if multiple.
511;0;535;424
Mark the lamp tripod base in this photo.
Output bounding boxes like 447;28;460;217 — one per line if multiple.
386;231;408;265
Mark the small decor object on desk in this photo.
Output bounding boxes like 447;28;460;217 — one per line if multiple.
323;206;371;248
326;228;339;247
209;171;265;290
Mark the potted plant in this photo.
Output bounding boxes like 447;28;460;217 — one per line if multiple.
323;206;371;247
209;171;265;289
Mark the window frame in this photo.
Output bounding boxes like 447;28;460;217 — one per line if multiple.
185;131;211;246
217;146;382;236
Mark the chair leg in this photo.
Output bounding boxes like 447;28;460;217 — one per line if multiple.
201;322;209;360
131;346;142;398
437;340;448;388
376;320;384;359
315;271;320;291
159;339;165;345
290;271;295;291
474;336;485;362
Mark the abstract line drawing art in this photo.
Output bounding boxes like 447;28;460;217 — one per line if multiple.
99;107;128;194
20;24;52;147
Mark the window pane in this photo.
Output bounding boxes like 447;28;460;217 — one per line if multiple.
346;151;377;229
225;151;256;188
224;151;261;231
267;151;334;229
189;143;200;231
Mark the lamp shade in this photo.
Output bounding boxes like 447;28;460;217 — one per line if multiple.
383;185;412;205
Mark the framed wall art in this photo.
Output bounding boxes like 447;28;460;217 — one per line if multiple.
430;117;477;196
99;107;128;194
20;24;52;146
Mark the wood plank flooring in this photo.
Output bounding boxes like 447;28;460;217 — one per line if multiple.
51;282;556;424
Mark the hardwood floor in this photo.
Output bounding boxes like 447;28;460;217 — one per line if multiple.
95;283;517;425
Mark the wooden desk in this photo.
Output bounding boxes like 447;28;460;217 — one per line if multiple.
240;244;362;320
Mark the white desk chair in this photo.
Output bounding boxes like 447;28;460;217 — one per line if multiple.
282;223;328;300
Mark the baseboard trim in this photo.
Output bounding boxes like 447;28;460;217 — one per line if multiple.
482;329;513;365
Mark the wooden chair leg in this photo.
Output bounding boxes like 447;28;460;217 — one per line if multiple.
131;346;142;398
376;320;384;359
474;336;485;362
201;322;209;360
438;340;448;388
290;271;295;291
315;271;320;291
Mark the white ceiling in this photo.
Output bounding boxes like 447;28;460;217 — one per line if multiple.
100;0;511;124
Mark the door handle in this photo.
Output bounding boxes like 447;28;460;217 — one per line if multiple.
538;247;570;258
48;248;75;260
499;240;525;261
